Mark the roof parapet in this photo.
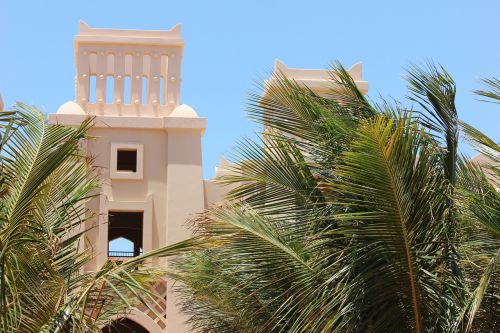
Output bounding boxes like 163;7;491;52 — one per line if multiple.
76;21;184;46
271;59;368;94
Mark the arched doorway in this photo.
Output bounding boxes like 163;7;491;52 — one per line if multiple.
100;309;163;333
101;318;149;333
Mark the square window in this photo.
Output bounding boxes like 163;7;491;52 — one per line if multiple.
117;149;137;172
110;143;143;180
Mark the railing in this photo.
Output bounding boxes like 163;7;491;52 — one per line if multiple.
76;50;181;115
108;250;142;258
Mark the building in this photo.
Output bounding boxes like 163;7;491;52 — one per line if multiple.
47;22;367;332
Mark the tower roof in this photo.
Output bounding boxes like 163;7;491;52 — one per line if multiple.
74;21;184;117
269;59;368;95
75;21;184;49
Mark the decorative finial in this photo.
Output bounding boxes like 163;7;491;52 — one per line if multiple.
171;24;182;35
348;62;363;80
79;20;90;32
274;59;287;73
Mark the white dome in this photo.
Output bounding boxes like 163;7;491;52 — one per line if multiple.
56;101;85;115
170;104;199;118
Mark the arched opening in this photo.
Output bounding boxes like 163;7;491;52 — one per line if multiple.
109;237;142;256
101;318;149;333
108;211;143;258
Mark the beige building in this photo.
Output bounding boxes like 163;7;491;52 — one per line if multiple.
48;22;367;333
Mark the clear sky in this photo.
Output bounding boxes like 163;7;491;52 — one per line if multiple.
1;0;499;179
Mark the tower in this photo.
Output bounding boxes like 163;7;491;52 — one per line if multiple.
48;21;370;332
49;22;205;333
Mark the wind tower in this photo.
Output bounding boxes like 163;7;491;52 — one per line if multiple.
49;21;205;333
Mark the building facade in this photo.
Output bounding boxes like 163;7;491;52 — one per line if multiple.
48;22;367;333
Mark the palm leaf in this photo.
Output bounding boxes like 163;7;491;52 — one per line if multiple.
473;77;500;103
330;114;453;332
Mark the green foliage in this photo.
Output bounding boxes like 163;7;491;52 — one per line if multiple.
174;64;499;332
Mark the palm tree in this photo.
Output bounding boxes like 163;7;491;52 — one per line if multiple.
172;63;499;332
0;104;200;332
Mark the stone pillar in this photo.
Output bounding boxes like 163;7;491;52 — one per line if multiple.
165;126;205;332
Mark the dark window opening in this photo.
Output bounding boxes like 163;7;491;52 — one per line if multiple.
108;211;143;257
117;149;137;172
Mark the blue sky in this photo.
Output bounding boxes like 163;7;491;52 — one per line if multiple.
1;0;499;179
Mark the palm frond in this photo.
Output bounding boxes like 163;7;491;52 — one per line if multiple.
248;64;374;168
473;78;500;103
174;204;330;333
460;121;499;169
405;62;458;185
176;64;498;333
451;250;500;333
331;114;453;332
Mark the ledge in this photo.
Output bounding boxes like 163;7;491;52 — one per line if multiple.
294;79;369;95
76;21;184;47
48;114;206;132
76;35;184;47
